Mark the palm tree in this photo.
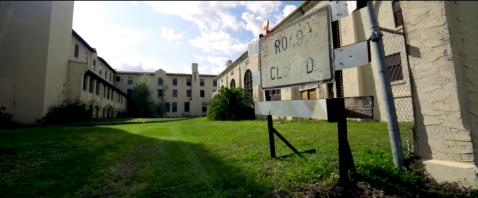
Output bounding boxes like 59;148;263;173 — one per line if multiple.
207;87;255;121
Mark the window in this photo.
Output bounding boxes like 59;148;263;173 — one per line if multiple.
104;85;107;98
89;77;94;93
202;102;207;112
84;52;88;63
184;102;190;112
327;83;335;98
83;75;87;91
116;76;121;81
200;90;205;97
172;102;177;112
266;89;281;101
99;65;102;74
392;1;403;27
173;78;177;86
385;53;403;82
158;89;163;97
213;80;217;86
96;81;100;95
173;89;177;97
93;60;96;70
187;78;191;86
158;78;163;85
244;70;253;94
245;58;249;65
230;79;236;88
165;102;170;112
187;90;191;97
231;69;234;76
301;89;317;100
74;44;79;58
127;89;132;97
200;79;204;86
128;77;133;85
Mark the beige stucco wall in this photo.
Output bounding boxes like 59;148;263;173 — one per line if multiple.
0;1;74;124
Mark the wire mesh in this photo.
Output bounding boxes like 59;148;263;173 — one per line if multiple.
381;29;415;158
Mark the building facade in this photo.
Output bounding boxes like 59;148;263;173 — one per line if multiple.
215;1;478;188
0;1;126;124
116;63;217;117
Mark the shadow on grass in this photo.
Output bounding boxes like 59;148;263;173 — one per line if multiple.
0;126;266;198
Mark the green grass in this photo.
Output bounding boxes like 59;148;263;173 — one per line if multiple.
0;118;474;197
87;117;185;124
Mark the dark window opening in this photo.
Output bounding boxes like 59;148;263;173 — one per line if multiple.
93;60;96;70
184;102;190;112
187;90;191;97
83;75;88;91
213;80;217;86
116;76;121;81
158;89;163;97
230;79;236;88
202;102;207;112
96;81;100;95
128;77;133;85
172;102;177;112
327;83;334;98
386;53;403;82
74;44;79;58
173;78;177;86
265;89;281;101
200;79;204;86
173;89;177;97
158;78;163;85
89;77;94;93
200;90;205;97
392;1;403;27
187;78;191;86
244;70;253;94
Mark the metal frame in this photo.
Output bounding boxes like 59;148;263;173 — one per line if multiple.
259;6;335;90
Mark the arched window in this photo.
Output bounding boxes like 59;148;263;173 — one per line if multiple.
244;70;253;94
230;79;236;88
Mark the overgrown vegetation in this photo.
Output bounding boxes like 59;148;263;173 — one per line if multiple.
127;74;157;117
206;87;255;121
42;97;99;124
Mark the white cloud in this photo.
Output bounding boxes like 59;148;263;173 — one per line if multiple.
211;66;225;75
190;31;247;55
194;55;206;61
242;12;265;38
182;66;192;74
198;66;208;73
283;5;297;17
161;26;183;41
272;5;298;29
206;56;229;67
132;1;138;6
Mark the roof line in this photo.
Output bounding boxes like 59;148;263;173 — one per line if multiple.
72;29;97;53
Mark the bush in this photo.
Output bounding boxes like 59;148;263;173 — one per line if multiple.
0;107;20;129
206;87;255;121
44;97;98;124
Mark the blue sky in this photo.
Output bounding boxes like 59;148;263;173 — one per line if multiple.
72;1;304;74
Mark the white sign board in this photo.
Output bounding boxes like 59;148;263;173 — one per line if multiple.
259;6;334;90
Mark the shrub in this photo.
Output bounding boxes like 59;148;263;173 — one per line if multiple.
44;97;98;124
206;87;255;121
0;107;20;129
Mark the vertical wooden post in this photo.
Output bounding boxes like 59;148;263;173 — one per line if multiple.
267;115;276;158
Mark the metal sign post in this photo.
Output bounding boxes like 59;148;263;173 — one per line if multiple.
254;1;373;185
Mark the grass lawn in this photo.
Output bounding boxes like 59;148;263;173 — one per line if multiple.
86;117;185;124
0;118;474;197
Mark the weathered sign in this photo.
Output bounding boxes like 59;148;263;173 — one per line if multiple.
259;6;334;90
254;96;374;121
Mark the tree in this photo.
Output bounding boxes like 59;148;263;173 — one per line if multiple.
130;74;155;117
206;87;255;121
156;84;169;117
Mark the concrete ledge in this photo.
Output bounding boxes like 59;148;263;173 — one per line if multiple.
417;159;478;188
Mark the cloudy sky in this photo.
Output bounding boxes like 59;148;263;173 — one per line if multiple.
72;1;303;75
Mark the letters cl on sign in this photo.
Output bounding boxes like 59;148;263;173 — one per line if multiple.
259;6;334;90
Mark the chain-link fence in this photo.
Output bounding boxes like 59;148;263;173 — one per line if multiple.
381;29;415;157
